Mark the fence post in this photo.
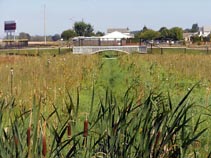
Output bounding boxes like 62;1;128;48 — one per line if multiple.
58;47;61;54
10;67;14;96
161;47;163;54
184;48;186;53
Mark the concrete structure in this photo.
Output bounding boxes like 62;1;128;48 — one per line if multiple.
72;29;147;54
73;45;147;54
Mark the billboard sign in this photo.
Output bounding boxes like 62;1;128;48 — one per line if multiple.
4;21;16;32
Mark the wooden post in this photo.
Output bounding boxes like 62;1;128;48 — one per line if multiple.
139;38;142;46
10;67;14;96
58;47;61;54
161;47;163;54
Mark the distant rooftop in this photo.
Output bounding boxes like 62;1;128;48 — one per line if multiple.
107;28;130;34
202;26;211;32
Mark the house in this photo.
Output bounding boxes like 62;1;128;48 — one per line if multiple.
107;28;134;38
199;26;211;37
101;31;131;40
183;32;198;42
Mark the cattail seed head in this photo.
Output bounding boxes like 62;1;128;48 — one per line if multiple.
155;131;161;147
83;118;88;137
14;136;18;146
42;121;47;157
42;135;47;157
27;127;31;147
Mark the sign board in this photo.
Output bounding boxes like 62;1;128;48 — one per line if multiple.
4;21;16;32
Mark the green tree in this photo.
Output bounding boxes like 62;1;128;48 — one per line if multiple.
190;35;201;43
169;27;183;40
95;31;105;37
19;32;31;40
52;34;61;41
142;26;148;32
159;27;170;39
139;29;160;40
191;23;199;33
73;21;94;37
61;29;76;41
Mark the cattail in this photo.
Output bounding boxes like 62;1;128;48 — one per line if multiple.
112;123;118;135
27;127;31;147
27;111;32;148
42;121;47;157
67;121;71;138
83;117;88;137
14;135;18;146
42;135;47;157
155;131;161;147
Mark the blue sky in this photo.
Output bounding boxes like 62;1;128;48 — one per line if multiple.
0;0;211;37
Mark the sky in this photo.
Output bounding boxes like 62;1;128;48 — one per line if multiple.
0;0;211;37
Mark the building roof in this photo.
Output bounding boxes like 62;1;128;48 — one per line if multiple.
183;33;197;38
203;26;211;32
101;31;131;39
107;28;130;34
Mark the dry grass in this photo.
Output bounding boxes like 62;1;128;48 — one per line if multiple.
140;54;211;81
0;54;99;109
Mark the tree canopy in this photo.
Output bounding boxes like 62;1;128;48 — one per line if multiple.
191;23;199;33
61;29;76;41
95;31;105;37
135;26;183;42
52;34;61;41
19;32;31;40
169;27;183;40
139;29;161;40
73;21;94;37
159;27;170;39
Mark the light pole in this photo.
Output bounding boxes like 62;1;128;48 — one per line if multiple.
44;4;46;45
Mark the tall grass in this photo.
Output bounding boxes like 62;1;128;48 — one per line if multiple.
0;86;209;157
0;52;211;157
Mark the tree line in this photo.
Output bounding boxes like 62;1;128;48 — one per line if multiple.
17;22;205;42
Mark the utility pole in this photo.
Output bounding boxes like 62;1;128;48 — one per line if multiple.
44;4;46;45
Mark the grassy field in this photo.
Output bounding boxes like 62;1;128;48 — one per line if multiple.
0;47;71;56
0;49;211;157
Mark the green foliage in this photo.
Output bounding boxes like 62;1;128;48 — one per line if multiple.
142;25;149;32
191;35;202;43
0;87;208;157
52;34;61;41
18;32;31;40
159;27;170;39
61;29;76;41
191;23;199;33
139;29;161;40
73;21;94;37
0;52;211;157
95;31;105;37
169;27;183;41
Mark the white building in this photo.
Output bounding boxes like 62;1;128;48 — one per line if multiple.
107;28;134;38
101;31;132;40
199;26;211;37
